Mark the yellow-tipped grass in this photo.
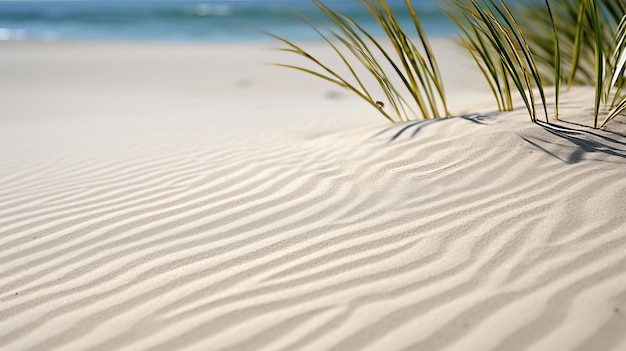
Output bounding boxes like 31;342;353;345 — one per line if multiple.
510;0;625;127
268;0;624;127
446;0;549;123
575;0;626;89
601;15;626;127
267;0;449;123
443;1;513;112
447;0;625;128
588;0;603;128
573;0;625;128
515;0;624;87
545;0;561;119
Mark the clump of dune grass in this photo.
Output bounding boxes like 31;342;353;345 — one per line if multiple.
444;0;551;123
560;0;626;128
270;0;625;128
443;1;512;113
514;0;624;87
266;0;449;123
491;0;626;128
446;0;626;128
548;0;626;128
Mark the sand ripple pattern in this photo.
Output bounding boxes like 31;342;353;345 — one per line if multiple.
1;114;626;351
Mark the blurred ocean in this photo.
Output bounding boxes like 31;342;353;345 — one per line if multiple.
0;0;456;42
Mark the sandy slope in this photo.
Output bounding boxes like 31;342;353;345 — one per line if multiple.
0;40;625;351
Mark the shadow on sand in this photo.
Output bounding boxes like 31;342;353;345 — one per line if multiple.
526;120;626;163
372;111;626;164
373;112;502;142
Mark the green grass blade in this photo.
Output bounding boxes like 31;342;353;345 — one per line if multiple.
494;0;548;122
444;4;509;111
361;1;435;118
473;0;535;120
608;15;626;108
403;0;449;116
264;28;397;122
545;0;561;119
601;14;626;127
567;0;587;87
601;99;626;128
588;0;603;128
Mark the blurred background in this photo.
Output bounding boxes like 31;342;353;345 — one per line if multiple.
0;0;456;43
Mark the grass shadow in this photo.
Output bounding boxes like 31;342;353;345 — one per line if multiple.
530;120;626;163
373;111;503;143
558;119;626;139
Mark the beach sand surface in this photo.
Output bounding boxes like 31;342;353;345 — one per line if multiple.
1;40;625;351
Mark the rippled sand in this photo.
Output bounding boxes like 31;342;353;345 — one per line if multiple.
1;40;625;351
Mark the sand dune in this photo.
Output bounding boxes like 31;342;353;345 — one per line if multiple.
1;41;625;351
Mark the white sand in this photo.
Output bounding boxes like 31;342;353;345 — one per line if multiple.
1;39;625;351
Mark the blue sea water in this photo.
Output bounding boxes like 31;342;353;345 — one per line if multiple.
0;0;456;42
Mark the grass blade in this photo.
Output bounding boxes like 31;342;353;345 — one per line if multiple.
588;0;603;128
546;0;561;119
268;0;448;123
